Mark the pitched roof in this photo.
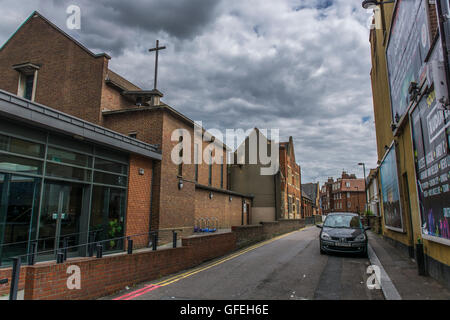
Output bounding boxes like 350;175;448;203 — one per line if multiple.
1;11;111;59
106;70;141;91
302;183;318;201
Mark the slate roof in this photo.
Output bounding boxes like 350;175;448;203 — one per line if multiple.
302;183;319;202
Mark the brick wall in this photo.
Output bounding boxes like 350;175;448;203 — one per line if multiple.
194;189;250;228
125;154;153;248
0;266;26;296
3;218;316;299
158;113;196;240
0;13;107;125
21;232;236;300
232;219;307;249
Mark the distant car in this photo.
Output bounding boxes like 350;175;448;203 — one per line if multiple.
316;213;370;257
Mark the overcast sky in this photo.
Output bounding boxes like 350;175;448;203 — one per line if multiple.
0;0;378;184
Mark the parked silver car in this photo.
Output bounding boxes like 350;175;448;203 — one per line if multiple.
317;213;370;257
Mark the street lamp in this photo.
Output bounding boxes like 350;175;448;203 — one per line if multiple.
358;163;368;215
361;0;395;9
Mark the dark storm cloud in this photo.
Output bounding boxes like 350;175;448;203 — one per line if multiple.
47;0;222;55
0;0;378;183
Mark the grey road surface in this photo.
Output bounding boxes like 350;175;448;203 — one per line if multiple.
106;226;384;300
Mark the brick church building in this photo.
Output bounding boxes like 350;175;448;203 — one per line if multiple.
0;11;252;264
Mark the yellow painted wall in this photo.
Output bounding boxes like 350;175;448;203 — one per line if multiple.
369;3;450;268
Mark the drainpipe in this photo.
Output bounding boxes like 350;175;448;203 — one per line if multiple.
149;159;156;233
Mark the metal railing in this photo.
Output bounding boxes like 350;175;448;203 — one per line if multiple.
0;229;104;267
3;228;183;300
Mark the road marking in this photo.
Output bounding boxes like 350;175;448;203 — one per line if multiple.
367;244;401;300
113;285;161;300
113;226;312;299
154;227;309;287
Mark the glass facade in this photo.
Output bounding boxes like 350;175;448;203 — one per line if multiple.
0;125;129;266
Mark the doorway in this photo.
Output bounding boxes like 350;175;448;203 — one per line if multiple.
38;181;86;258
0;173;41;265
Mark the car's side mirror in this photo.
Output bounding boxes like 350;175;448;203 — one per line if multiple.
316;224;323;229
364;226;371;231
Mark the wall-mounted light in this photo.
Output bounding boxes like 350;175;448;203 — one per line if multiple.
178;179;183;190
209;192;213;199
138;168;145;175
229;196;232;202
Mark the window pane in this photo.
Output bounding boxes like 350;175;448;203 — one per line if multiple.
0;175;41;265
10;137;44;158
45;163;91;181
0;154;42;174
24;75;34;100
94;172;127;187
90;186;126;252
47;147;91;167
94;158;127;175
0;134;8;151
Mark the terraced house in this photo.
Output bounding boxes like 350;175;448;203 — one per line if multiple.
229;129;303;223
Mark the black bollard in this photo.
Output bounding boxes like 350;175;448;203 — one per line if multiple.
173;232;177;248
28;241;37;266
152;234;157;251
96;244;103;258
127;238;133;255
9;257;21;300
56;251;64;264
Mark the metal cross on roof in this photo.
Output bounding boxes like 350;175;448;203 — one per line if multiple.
149;40;166;90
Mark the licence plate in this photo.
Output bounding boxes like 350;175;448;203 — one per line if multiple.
337;242;351;247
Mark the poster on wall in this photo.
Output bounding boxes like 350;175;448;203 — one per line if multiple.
411;90;450;243
379;146;404;231
386;0;430;120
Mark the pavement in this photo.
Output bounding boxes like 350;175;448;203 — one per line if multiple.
367;231;450;300
103;226;384;300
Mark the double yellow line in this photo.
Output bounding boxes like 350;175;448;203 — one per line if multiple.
153;227;306;287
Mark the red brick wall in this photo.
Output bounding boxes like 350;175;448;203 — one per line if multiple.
197;139;227;189
100;83;135;115
3;218;313;299
279;144;302;219
0;266;26;296
0;14;107;124
22;232;236;300
125;154;153;248
158;113;196;239
194;189;250;228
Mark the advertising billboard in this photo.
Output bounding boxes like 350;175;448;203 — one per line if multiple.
379;145;404;231
386;0;430;120
411;88;450;243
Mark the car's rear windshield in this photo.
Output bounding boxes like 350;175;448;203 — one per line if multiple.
323;214;362;228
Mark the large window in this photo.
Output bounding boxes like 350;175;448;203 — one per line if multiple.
90;186;126;252
0;129;130;265
47;147;91;167
0;174;41;265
